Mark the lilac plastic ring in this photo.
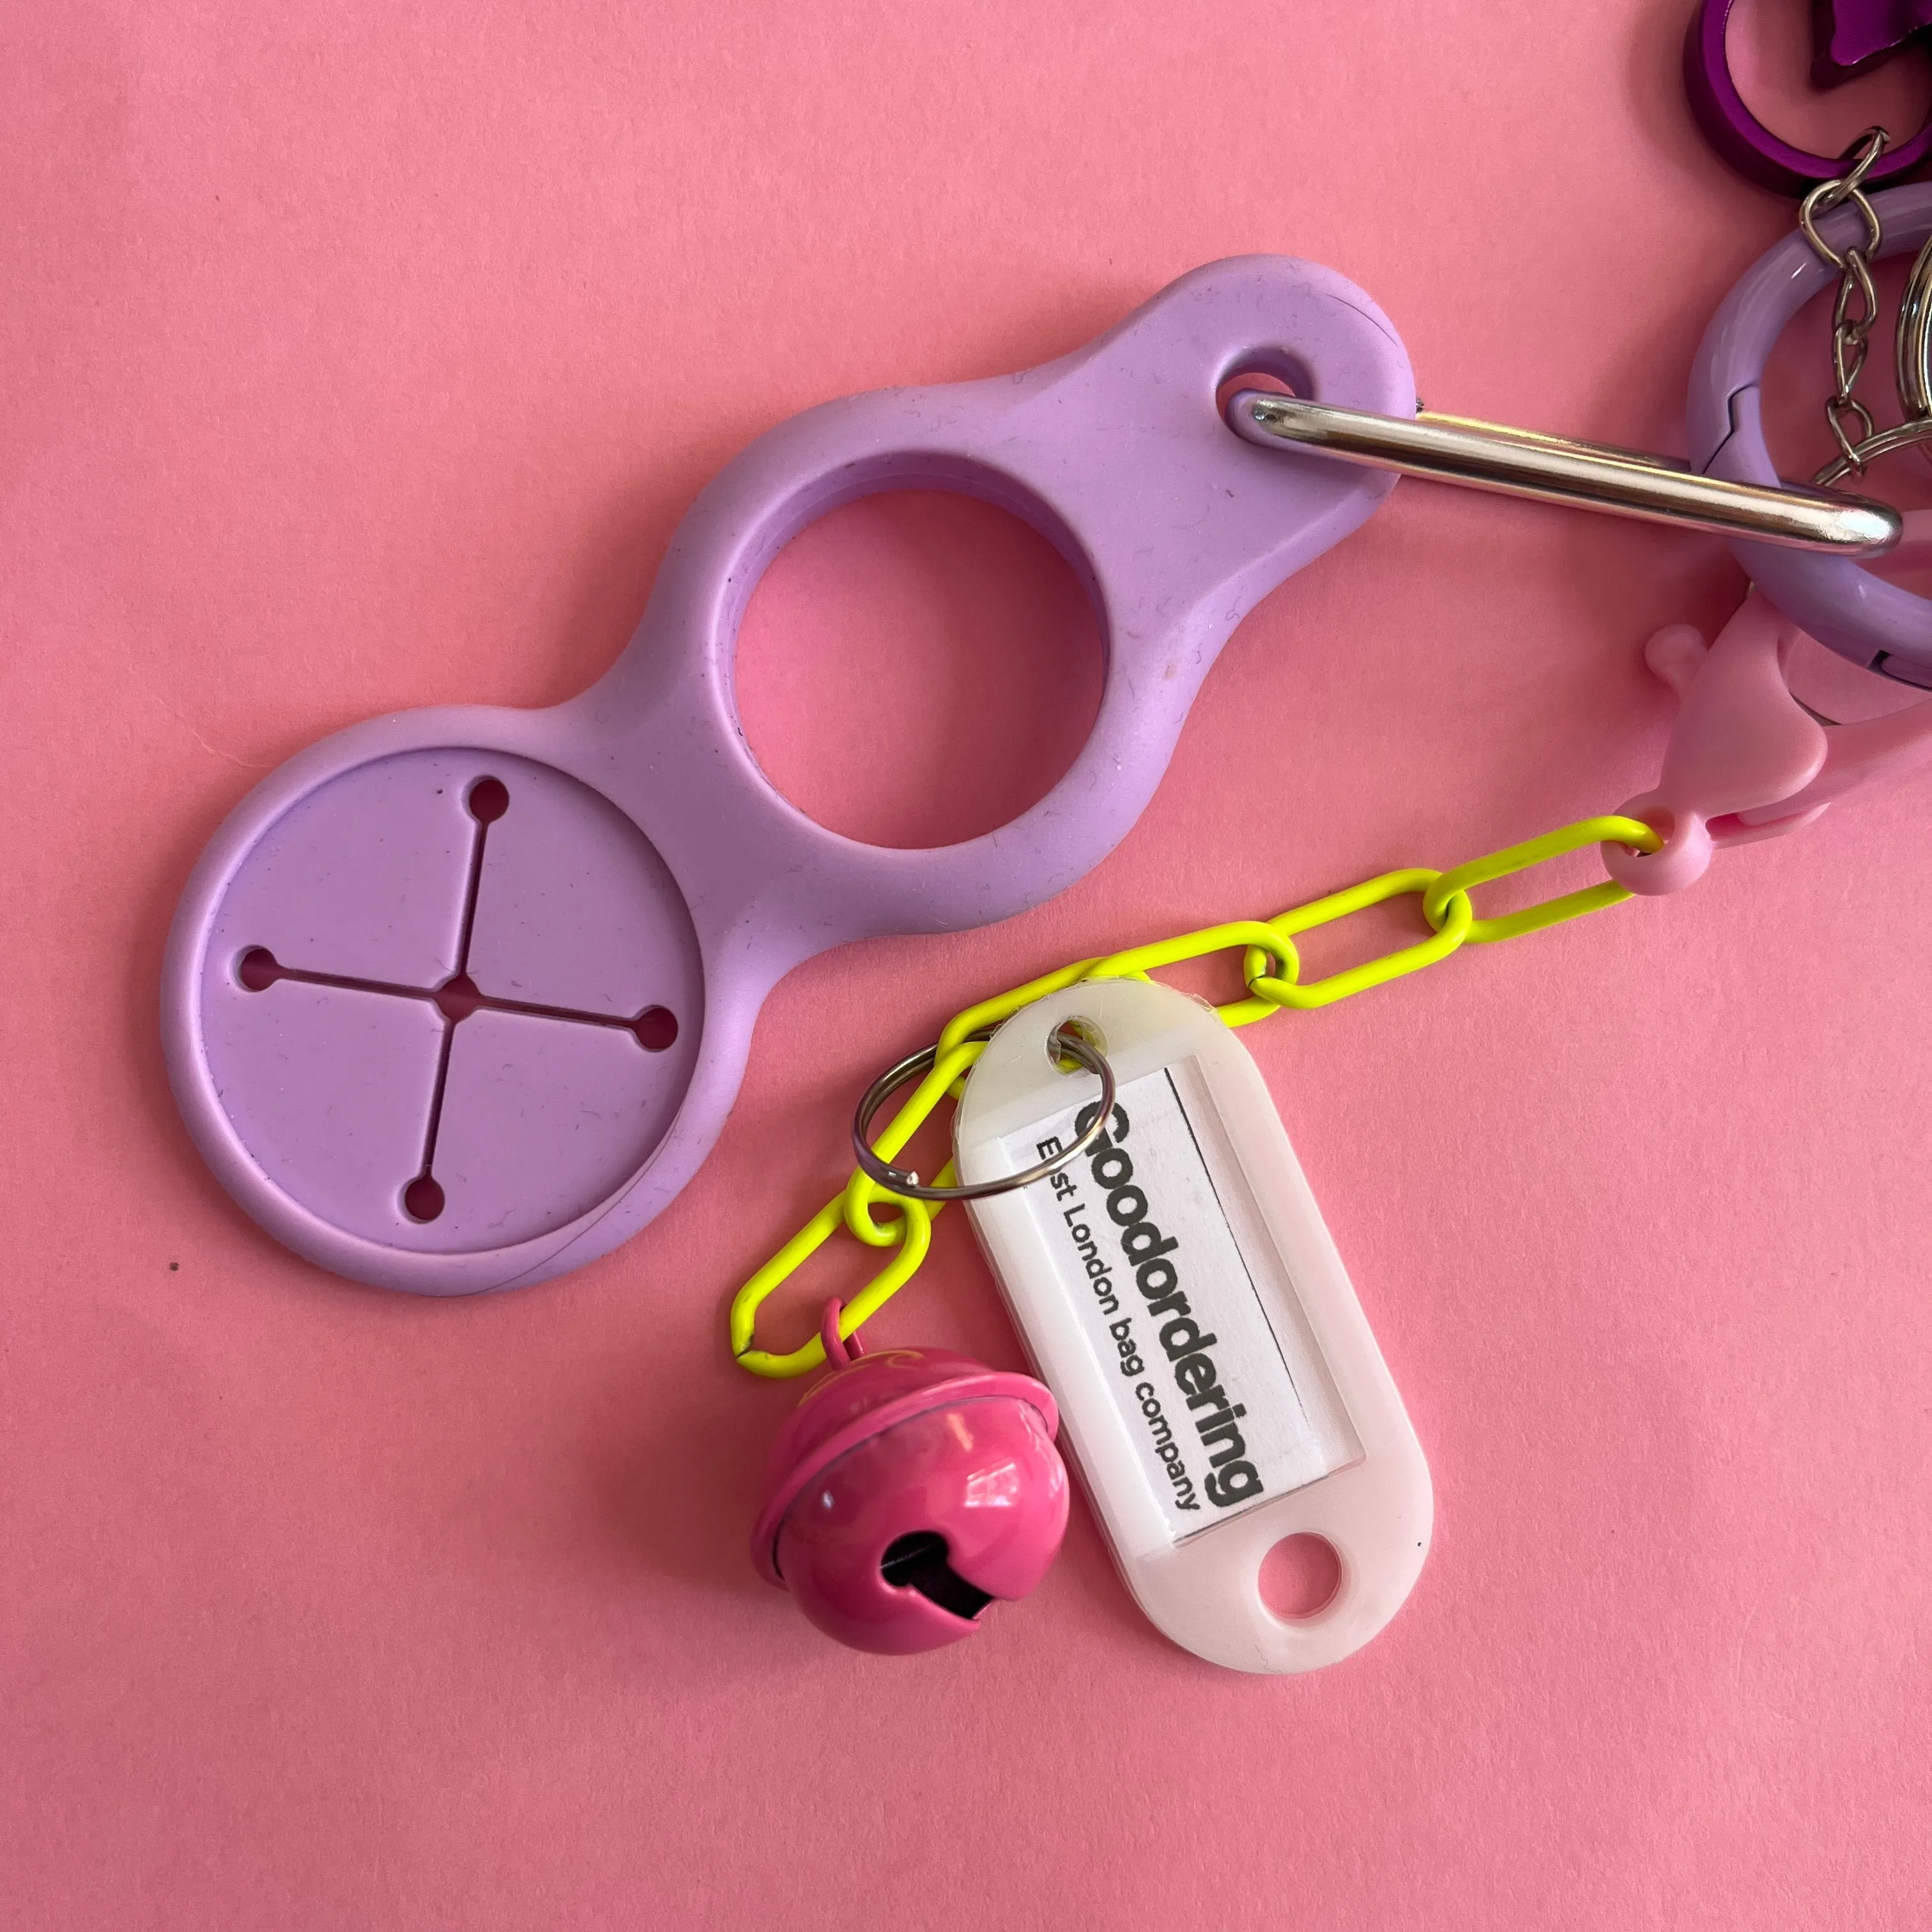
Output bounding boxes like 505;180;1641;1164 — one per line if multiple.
1690;180;1932;680
1684;0;1932;195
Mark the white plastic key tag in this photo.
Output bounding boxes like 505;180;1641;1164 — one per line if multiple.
953;977;1431;1673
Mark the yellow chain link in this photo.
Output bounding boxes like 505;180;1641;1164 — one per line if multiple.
730;811;1661;1377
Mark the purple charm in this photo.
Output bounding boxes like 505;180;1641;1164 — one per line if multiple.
162;256;1414;1295
1813;0;1932;82
1685;0;1932;193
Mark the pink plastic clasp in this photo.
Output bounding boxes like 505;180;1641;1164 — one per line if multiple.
1607;532;1932;896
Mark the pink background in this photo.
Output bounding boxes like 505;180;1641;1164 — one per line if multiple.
4;2;1929;1925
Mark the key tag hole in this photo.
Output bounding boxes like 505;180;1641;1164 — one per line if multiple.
1049;1016;1107;1073
1259;1533;1342;1622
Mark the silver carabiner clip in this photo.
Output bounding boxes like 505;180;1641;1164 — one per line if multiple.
1227;392;1899;554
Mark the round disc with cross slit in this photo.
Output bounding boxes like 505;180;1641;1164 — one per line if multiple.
194;749;703;1258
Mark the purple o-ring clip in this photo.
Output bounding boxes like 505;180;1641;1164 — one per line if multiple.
1690;180;1932;682
162;256;1414;1295
1684;0;1932;195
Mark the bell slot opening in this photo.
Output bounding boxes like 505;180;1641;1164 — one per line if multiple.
879;1529;993;1621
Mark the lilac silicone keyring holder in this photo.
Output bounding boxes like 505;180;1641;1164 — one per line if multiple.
1684;0;1932;194
1690;181;1932;682
162;255;1414;1295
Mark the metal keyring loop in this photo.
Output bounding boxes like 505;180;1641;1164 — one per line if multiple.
850;1024;1117;1203
1800;178;1883;272
1814;411;1932;484
1685;1;1932;195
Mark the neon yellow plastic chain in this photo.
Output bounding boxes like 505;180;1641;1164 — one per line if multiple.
730;813;1661;1378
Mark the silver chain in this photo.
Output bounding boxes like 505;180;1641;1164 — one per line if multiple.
1796;127;1889;477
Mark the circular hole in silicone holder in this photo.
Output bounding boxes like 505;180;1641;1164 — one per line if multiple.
735;490;1103;849
236;946;279;992
401;1174;445;1223
631;1005;677;1052
1215;364;1300;418
434;973;483;1023
467;776;510;823
1259;1533;1341;1621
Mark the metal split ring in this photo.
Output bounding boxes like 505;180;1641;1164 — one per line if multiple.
850;1024;1117;1203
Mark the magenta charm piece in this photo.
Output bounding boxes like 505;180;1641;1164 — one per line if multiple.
162;257;1413;1294
1684;0;1932;192
1813;0;1932;82
751;1347;1070;1655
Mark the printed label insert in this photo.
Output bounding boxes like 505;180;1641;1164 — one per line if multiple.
1001;1059;1360;1541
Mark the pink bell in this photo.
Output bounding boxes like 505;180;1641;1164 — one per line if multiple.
751;1333;1069;1655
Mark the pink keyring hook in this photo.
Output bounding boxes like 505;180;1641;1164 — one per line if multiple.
1607;517;1932;896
